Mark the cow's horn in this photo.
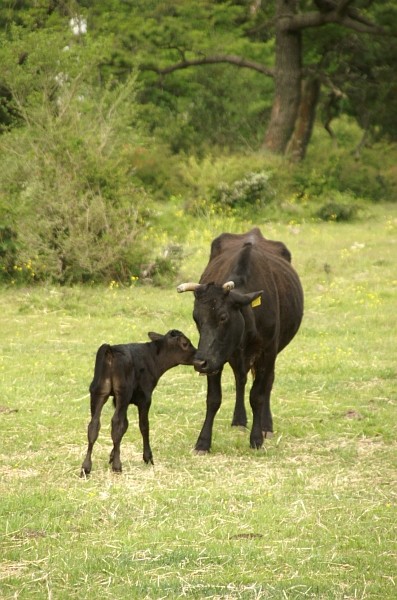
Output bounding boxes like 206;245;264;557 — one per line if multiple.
177;282;201;293
222;281;235;291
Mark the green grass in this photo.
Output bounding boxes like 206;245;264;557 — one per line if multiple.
0;204;396;599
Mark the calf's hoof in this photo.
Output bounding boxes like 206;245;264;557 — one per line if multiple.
80;467;90;478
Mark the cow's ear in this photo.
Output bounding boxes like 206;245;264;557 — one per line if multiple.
148;332;164;341
229;290;263;308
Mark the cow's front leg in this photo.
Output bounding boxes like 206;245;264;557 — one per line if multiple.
138;397;153;465
110;396;129;472
195;370;223;453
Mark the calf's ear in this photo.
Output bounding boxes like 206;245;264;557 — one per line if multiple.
148;332;164;341
229;289;263;308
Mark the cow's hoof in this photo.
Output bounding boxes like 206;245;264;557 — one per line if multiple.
234;425;248;433
250;439;264;450
231;421;248;428
80;467;90;478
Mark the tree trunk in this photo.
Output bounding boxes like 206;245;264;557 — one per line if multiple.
286;77;321;161
263;0;302;154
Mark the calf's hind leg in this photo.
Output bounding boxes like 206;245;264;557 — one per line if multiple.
109;391;129;473
81;390;110;476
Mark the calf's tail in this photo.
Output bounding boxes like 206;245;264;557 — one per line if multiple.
89;343;113;395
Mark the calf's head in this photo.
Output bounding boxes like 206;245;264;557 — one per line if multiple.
177;282;262;375
148;329;196;366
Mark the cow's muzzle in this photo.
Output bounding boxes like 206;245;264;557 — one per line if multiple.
193;358;219;375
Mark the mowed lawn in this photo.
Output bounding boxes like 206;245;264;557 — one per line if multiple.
0;205;396;599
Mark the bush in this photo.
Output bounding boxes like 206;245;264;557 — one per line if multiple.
213;172;275;208
316;200;358;222
178;153;280;216
140;244;184;287
0;26;155;284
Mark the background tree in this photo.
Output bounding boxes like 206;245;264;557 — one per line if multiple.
86;0;395;160
2;1;396;159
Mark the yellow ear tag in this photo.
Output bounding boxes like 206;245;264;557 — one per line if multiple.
251;296;262;308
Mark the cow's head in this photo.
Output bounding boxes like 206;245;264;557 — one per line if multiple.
177;282;262;375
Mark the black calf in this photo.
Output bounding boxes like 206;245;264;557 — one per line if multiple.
81;330;196;476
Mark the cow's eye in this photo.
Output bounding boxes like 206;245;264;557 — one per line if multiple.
219;313;229;324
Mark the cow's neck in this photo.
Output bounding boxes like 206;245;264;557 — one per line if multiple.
241;306;261;360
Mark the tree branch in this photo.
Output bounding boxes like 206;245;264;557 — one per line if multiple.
286;8;385;34
141;55;274;78
336;0;354;14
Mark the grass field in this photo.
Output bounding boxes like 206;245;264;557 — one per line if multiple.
0;204;396;599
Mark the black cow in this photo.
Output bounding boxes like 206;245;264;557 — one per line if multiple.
81;330;196;476
177;228;303;452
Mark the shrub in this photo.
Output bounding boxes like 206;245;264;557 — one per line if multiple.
0;25;154;284
140;244;184;287
316;200;358;222
213;171;275;209
0;225;17;278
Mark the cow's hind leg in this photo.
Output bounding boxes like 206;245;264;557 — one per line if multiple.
230;364;248;428
249;360;275;449
261;368;275;438
81;390;110;477
109;392;129;473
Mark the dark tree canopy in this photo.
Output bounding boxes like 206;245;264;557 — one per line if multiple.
1;0;396;157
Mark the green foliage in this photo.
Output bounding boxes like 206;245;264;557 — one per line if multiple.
140;243;184;287
0;25;155;284
176;153;280;217
82;0;274;154
316;198;358;222
214;171;275;209
1;3;397;286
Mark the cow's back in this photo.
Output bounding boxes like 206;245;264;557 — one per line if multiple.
200;231;303;353
209;228;292;263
